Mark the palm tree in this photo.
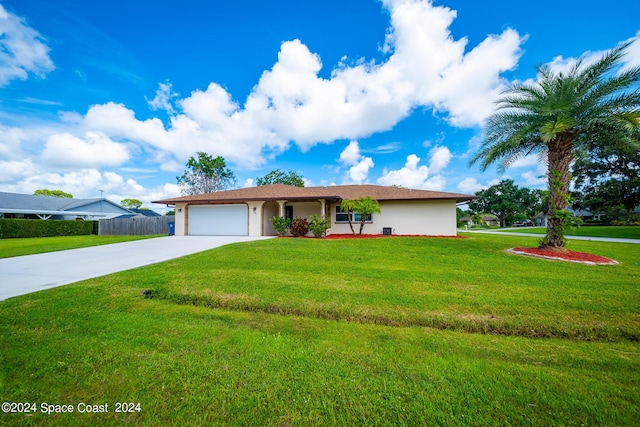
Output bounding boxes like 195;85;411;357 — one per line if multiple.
339;199;357;234
471;43;640;250
354;196;381;235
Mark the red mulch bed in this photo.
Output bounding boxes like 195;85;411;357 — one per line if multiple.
278;234;465;239
507;247;618;265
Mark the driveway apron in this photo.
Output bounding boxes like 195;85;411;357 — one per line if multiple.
0;236;272;301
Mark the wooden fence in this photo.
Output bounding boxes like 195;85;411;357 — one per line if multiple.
99;216;175;236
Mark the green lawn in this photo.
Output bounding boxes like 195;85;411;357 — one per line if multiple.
1;235;638;426
0;235;164;259
497;225;640;239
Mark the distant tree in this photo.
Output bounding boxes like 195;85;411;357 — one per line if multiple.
471;43;640;249
177;152;236;195
531;189;549;217
34;189;73;198
255;169;305;187
121;198;143;209
164;210;175;216
572;134;640;218
469;180;536;227
471;212;484;226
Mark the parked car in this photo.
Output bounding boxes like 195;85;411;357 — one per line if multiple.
513;219;534;227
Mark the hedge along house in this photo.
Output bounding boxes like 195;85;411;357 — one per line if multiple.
153;184;477;237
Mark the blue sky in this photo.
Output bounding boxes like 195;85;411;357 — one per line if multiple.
1;0;639;211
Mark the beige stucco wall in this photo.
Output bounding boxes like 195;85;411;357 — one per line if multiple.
326;200;457;236
246;201;263;236
287;201;324;220
262;201;279;235
174;203;187;236
170;198;457;237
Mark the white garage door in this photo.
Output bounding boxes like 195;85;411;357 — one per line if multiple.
188;204;248;236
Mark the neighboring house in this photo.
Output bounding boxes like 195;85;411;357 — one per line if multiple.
113;208;162;219
568;206;594;221
534;212;547;227
0;192;133;220
481;215;499;226
130;208;161;217
459;214;499;227
153;184;477;237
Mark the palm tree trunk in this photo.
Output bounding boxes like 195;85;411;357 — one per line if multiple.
347;211;355;235
541;136;573;250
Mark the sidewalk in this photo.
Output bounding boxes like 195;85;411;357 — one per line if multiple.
459;228;640;244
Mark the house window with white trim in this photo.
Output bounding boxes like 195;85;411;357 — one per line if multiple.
335;206;372;223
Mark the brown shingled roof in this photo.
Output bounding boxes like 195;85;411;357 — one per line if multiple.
153;184;476;205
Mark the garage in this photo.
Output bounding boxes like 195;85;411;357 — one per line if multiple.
188;204;248;236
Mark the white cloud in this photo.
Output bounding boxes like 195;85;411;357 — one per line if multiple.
0;159;37;182
424;174;446;191
456;177;483;193
427;145;452;174
377;154;430;188
521;170;546;187
339;140;362;165
373;142;401;153
380;0;522;126
347;157;375;184
375;145;456;190
504;153;547;187
547;32;640;77
376;145;453;190
621;31;640;71
509;154;540;169
0;125;29;159
1;0;530;199
82;102;170;149
456;177;506;193
0;4;54;86
146;82;179;113
45;0;522;171
41;131;130;168
338;141;374;184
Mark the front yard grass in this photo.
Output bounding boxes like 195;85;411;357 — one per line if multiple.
1;234;638;426
0;234;164;259
497;225;640;239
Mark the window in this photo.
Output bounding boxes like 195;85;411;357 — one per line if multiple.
335;206;371;222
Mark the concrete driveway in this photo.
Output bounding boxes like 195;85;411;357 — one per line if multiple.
0;236;273;301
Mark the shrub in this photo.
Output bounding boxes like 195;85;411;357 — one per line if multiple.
0;219;95;239
270;216;291;236
612;219;640;226
308;214;331;237
290;218;309;237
